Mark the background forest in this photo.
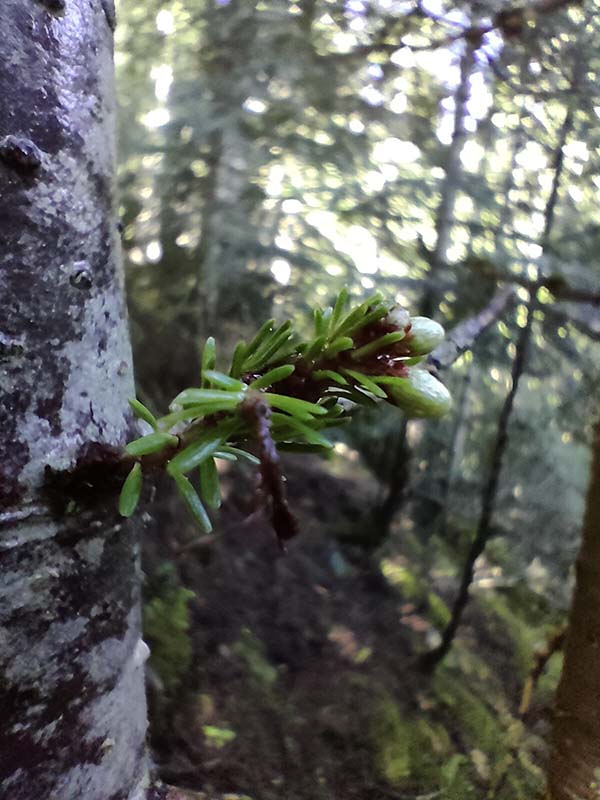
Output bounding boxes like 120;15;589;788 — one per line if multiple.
114;1;599;798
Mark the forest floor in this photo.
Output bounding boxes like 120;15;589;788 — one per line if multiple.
142;454;564;800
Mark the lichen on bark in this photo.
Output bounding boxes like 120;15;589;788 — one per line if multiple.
0;2;149;798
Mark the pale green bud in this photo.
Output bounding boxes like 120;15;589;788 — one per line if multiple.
386;368;452;418
407;316;445;356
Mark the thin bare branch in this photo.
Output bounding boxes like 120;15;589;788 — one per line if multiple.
328;0;583;63
520;625;567;716
428;286;517;371
543;305;600;342
421;290;537;672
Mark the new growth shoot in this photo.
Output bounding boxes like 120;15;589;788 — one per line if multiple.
119;290;451;545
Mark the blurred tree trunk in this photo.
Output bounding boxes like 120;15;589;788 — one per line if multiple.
547;418;600;800
373;418;410;533
374;39;476;533
0;2;149;798
420;39;476;320
438;361;474;536
197;2;259;332
431;105;524;539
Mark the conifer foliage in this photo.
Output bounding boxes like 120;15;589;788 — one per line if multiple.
120;292;450;543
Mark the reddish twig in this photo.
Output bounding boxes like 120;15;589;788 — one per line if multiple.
242;395;298;548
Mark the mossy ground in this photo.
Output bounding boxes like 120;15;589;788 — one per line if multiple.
143;456;561;799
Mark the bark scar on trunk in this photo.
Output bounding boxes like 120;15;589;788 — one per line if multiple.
0;135;43;171
38;0;67;11
43;441;129;517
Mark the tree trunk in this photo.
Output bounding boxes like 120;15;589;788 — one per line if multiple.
437;361;473;538
420;38;476;320
0;3;149;798
374;38;476;532
547;419;600;800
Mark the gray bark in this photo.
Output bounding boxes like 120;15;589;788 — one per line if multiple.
427;286;516;371
0;3;149;799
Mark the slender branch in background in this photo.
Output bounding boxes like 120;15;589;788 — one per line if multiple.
464;260;600;307
531;0;583;14
321;5;425;62
519;625;567;716
427;286;517;371
543;305;600;343
441;0;583;43
332;0;583;63
372;286;518;534
420;290;537;671
539;280;600;306
421;63;579;670
541;108;574;248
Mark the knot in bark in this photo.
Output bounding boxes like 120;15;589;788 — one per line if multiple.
0;136;43;171
39;0;67;10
